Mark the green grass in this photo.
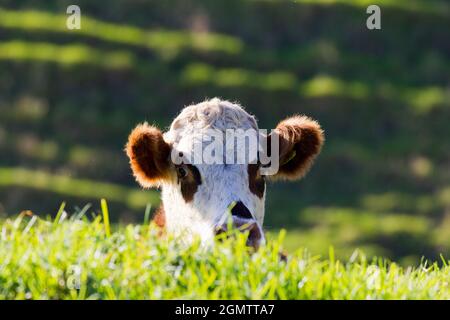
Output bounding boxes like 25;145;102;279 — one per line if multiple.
181;63;449;112
0;8;243;57
0;41;135;69
0;204;448;299
1;40;447;112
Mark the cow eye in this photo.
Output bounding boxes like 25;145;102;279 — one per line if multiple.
177;166;188;179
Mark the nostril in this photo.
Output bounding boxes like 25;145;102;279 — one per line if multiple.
246;223;262;250
231;201;253;219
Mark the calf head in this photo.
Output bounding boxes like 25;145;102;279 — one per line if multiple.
126;98;324;248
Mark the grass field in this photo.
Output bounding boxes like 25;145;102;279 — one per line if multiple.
0;202;448;300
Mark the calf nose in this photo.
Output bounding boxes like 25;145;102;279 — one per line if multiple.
215;201;263;249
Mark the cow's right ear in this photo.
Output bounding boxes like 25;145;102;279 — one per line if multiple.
125;123;172;188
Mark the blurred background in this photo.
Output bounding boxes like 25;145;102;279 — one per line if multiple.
0;0;449;264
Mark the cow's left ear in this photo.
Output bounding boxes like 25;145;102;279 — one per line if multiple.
270;115;324;180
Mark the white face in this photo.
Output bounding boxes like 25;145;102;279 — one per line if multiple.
126;98;324;249
161;162;266;245
161;99;266;246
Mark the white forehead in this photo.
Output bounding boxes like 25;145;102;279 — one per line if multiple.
160;98;266;230
164;98;258;145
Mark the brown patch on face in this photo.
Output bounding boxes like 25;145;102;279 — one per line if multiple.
177;164;202;202
272;115;324;180
125;123;171;188
248;164;265;198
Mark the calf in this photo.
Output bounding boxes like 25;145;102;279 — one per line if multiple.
126;98;324;248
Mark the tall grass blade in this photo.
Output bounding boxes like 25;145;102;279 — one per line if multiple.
53;202;66;226
101;199;111;237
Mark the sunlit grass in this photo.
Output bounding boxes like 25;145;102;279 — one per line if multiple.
0;167;158;210
275;205;450;264
0;8;243;57
0;209;448;299
0;41;134;69
2;6;449;84
181;63;297;91
0;44;447;111
275;229;390;260
300;207;431;236
359;192;438;215
403;87;449;114
300;75;369;99
181;63;449;112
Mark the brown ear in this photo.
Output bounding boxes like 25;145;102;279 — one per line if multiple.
271;115;324;180
125;123;172;188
